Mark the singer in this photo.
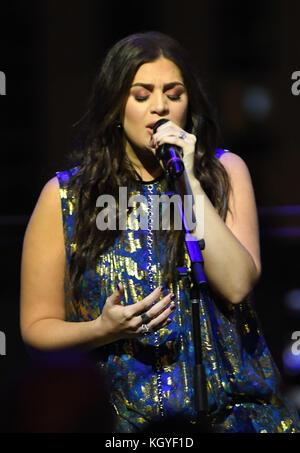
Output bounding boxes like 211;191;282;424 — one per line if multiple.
20;32;300;433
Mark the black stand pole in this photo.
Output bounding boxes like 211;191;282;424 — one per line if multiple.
185;237;208;418
166;171;209;424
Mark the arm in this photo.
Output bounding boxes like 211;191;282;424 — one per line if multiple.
20;177;174;352
20;176;102;351
186;151;261;304
152;122;261;304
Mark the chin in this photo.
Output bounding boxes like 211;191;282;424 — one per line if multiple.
143;143;155;152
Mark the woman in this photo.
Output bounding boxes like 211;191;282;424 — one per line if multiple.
20;31;300;433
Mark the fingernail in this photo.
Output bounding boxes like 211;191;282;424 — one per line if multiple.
170;293;175;300
116;283;123;292
158;285;164;292
170;302;176;309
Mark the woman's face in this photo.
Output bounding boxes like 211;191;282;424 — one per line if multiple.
122;58;188;155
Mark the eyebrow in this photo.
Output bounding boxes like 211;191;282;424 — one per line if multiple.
131;82;185;90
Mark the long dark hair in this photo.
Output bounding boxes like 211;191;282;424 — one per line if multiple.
66;31;231;301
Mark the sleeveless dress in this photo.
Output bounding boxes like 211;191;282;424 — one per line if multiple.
56;149;300;433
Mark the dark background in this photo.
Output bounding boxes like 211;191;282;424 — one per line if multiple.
0;0;300;414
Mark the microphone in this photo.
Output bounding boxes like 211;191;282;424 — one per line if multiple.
153;119;185;178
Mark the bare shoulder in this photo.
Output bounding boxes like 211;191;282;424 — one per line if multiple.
219;151;255;200
219;151;251;179
29;176;62;224
38;175;61;206
23;175;64;251
218;150;256;206
43;174;60;190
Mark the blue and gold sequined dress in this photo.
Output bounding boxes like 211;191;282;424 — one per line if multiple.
56;150;300;433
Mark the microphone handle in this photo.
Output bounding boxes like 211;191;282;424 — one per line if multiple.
157;144;184;178
152;119;185;178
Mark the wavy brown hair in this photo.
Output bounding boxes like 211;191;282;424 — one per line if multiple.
66;31;231;301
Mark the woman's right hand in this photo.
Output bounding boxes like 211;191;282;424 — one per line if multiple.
94;284;176;342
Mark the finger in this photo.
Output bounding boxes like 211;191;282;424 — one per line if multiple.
137;302;175;335
156;120;172;133
153;130;178;146
106;282;124;305
147;293;175;320
138;286;165;311
125;286;164;319
161;317;173;328
148;302;176;330
156;135;189;147
154;123;178;136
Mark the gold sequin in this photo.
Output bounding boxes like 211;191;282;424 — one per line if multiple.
57;168;300;434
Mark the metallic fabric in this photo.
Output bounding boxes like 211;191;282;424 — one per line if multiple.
56;152;300;433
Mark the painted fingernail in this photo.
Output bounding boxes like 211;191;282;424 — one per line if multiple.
170;302;176;310
170;293;175;300
116;283;123;292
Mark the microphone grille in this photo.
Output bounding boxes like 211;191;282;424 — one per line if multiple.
152;119;169;134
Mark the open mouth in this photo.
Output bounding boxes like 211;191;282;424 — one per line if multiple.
146;122;156;130
146;126;154;135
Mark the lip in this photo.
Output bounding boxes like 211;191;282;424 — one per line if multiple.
146;127;154;135
145;122;156;130
145;124;156;136
146;119;170;131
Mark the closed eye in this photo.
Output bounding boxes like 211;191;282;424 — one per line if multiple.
167;95;181;101
135;95;182;102
135;96;148;102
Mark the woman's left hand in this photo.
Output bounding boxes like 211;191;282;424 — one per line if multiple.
151;120;196;169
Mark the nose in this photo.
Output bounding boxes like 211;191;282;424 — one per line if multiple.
150;91;169;115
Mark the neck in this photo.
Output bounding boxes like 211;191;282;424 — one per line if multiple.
126;144;163;182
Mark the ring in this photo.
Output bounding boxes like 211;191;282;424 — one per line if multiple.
141;312;151;323
141;324;151;335
178;131;187;140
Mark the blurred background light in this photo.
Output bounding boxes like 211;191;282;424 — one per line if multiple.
285;386;300;411
284;289;300;314
282;344;300;376
242;85;272;121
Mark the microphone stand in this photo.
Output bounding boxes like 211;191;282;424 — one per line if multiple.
165;166;209;426
152;119;209;426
